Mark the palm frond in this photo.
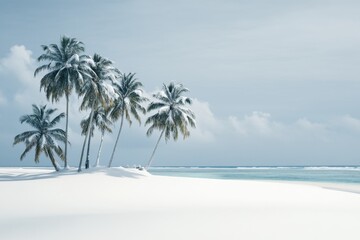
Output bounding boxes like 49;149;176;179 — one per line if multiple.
48;112;65;128
110;72;147;126
20;141;36;160
147;102;166;112
53;146;65;161
13;131;38;145
145;82;196;140
36;35;87;103
14;104;67;168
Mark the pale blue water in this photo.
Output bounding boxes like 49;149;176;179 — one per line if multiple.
148;166;360;184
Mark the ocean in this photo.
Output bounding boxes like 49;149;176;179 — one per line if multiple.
148;166;360;184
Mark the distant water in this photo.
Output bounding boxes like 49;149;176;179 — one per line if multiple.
148;166;360;184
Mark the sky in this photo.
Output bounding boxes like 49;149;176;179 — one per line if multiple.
1;0;360;167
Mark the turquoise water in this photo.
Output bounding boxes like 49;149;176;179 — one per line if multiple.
148;166;360;184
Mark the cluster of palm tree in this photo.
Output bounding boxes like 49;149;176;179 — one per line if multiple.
13;35;196;172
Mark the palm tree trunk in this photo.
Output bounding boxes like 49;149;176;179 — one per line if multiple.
95;133;104;167
85;128;92;169
146;128;165;170
64;93;69;169
48;150;60;172
78;103;96;172
78;130;89;172
108;110;124;168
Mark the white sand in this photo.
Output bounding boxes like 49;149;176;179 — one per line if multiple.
0;167;360;240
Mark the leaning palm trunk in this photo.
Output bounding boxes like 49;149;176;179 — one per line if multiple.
108;110;124;168
64;93;69;169
85;128;93;169
78;131;88;172
146;128;165;169
78;102;96;172
48;150;60;172
95;133;104;167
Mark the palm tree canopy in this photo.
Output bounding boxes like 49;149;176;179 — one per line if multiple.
13;105;67;162
80;106;113;136
79;54;120;111
146;82;196;141
110;73;147;125
93;106;113;134
34;36;91;101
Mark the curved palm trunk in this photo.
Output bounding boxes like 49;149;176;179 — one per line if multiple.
85;128;93;169
64;94;69;169
108;110;124;168
95;133;104;167
78;103;96;172
146;128;165;170
48;150;60;172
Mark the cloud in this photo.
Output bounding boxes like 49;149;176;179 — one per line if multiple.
227;112;341;143
229;111;283;137
0;45;35;84
189;99;222;142
0;45;46;107
336;115;360;132
295;118;326;131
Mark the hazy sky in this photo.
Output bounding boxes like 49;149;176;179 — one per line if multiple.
1;0;360;167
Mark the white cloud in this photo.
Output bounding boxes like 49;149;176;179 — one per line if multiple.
190;99;222;142
337;115;360;132
0;45;46;107
295;118;326;131
229;111;282;137
1;45;35;84
227;112;339;143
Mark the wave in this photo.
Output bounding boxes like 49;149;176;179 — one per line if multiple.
150;166;360;171
151;166;299;170
303;166;360;171
236;166;302;170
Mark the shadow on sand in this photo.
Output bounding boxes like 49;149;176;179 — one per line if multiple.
0;167;150;181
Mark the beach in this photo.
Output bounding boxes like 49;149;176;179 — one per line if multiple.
1;167;360;240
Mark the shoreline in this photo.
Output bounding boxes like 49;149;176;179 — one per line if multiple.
159;175;360;195
300;181;360;195
2;166;360;194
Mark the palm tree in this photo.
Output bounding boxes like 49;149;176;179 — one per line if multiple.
13;105;67;172
145;82;196;169
108;73;147;167
80;112;95;170
78;54;119;172
80;106;112;168
34;36;90;169
94;107;113;167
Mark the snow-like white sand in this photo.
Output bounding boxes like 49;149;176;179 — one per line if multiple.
1;167;360;240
